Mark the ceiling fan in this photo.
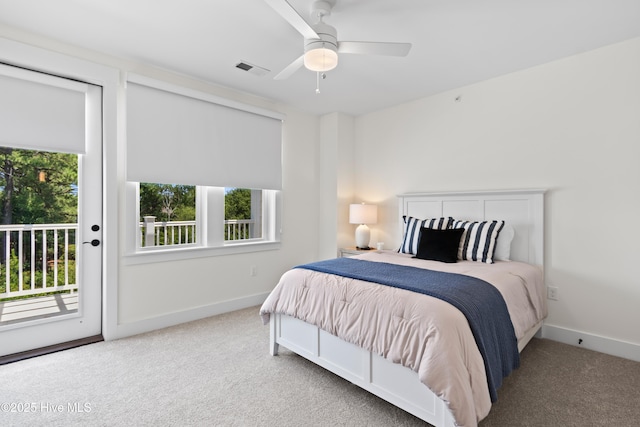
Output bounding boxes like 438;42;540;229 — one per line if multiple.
265;0;412;80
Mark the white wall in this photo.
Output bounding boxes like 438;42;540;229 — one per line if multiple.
0;26;322;339
354;37;640;357
318;113;357;258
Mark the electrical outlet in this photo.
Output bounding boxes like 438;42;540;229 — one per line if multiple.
547;286;559;301
249;265;257;277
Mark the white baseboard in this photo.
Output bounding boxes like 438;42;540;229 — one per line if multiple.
107;292;270;340
108;307;640;363
542;323;640;363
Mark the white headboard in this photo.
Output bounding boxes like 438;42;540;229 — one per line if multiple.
397;189;545;265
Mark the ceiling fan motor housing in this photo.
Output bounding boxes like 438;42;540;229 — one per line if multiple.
305;21;338;53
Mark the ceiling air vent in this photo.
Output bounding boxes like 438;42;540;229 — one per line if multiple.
235;61;270;77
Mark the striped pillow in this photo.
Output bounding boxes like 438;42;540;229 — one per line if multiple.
453;220;505;264
399;216;453;255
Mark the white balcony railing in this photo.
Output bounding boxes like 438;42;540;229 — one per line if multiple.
224;219;254;241
139;218;256;247
0;223;78;300
140;218;197;247
0;219;257;300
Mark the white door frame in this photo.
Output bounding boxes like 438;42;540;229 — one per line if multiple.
0;37;120;343
0;72;102;356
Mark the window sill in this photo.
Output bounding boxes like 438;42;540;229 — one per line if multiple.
122;241;281;265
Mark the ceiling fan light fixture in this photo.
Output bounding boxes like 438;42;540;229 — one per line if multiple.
304;45;338;72
267;0;411;80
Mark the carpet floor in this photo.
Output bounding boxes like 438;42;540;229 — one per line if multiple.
1;306;639;426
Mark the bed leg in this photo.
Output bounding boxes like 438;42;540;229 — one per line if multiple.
534;326;543;339
269;315;279;356
270;340;280;356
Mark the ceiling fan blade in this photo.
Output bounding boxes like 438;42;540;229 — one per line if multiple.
338;41;412;57
274;54;305;80
265;0;319;40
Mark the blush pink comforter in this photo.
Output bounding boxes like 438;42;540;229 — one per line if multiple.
260;252;546;427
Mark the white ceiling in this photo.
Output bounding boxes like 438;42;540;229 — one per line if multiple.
1;0;639;116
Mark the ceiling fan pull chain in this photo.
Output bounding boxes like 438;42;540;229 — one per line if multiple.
316;71;321;94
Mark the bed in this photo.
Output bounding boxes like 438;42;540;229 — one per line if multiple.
260;189;547;427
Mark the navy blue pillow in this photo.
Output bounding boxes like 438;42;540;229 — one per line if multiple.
414;227;464;263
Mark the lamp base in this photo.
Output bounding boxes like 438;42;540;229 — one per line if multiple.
355;224;371;250
356;246;372;250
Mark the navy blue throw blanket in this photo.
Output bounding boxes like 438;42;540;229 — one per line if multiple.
295;257;519;402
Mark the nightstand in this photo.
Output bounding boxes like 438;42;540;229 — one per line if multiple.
338;247;375;257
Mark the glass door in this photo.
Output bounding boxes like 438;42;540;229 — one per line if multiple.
0;66;102;357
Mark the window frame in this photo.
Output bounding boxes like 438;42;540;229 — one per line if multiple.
123;182;281;265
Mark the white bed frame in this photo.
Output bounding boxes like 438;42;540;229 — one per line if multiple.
269;189;546;427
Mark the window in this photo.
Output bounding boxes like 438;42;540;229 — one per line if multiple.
126;182;280;262
136;184;271;248
0;147;79;300
224;188;262;241
139;183;197;247
124;75;283;263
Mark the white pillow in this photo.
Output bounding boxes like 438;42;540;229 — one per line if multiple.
452;220;505;264
494;224;514;261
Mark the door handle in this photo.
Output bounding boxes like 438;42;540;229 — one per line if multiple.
83;239;101;247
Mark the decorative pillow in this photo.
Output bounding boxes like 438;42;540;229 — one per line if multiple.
399;216;453;255
494;224;514;261
452;220;505;264
414;227;464;263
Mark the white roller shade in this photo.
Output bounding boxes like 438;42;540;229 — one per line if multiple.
126;77;283;190
0;63;88;154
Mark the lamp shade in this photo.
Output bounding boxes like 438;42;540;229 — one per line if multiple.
349;204;377;225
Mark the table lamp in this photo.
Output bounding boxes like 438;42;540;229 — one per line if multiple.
349;203;377;250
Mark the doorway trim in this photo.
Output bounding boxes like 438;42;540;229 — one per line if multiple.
0;37;120;341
